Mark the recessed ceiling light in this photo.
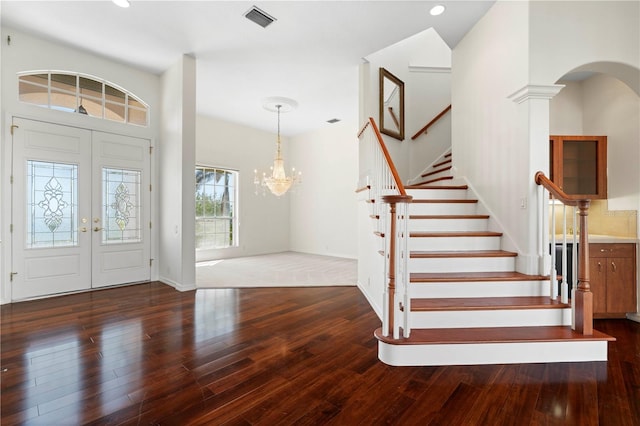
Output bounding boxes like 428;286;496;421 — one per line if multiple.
112;0;130;8
430;5;445;16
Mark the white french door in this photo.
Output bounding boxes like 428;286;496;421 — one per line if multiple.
11;118;151;300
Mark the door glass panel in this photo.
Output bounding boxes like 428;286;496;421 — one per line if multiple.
562;140;597;195
102;168;142;244
26;160;78;248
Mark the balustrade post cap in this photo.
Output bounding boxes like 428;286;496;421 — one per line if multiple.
381;195;413;204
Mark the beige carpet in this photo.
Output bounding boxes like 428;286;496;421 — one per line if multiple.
196;251;357;288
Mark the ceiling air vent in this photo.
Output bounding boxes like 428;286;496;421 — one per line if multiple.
244;6;276;28
327;118;341;124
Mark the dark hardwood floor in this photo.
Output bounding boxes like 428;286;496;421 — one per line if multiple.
1;282;638;425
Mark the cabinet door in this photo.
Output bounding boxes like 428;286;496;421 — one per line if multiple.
589;259;608;314
606;257;637;313
549;135;607;199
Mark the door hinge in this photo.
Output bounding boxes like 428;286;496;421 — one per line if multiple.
9;224;13;233
149;221;152;229
149;184;152;192
149;146;153;155
149;258;154;267
10;175;13;184
10;272;18;282
10;124;18;135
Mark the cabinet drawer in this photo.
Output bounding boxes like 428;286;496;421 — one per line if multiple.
590;243;636;258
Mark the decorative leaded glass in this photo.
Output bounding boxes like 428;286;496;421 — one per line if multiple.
102;168;142;244
26;161;78;248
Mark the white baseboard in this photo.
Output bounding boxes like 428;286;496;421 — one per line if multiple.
626;312;640;323
159;276;196;292
357;280;382;321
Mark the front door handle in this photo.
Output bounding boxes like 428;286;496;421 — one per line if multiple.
94;227;103;232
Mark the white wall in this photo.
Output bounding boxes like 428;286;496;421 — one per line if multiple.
551;75;640;211
530;1;640;89
289;121;358;259
451;1;531;261
195;115;291;261
158;55;196;291
0;28;161;303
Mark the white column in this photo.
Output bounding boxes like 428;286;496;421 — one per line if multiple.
508;84;565;275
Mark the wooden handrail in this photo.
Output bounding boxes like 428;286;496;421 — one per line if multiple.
534;171;578;206
357;120;370;138
411;104;451;140
388;107;400;130
535;171;593;335
364;117;407;196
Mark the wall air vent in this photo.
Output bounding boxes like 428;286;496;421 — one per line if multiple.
244;6;276;28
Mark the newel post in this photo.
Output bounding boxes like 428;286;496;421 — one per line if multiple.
382;194;413;337
574;200;593;335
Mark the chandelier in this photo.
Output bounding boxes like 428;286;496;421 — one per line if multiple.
254;100;301;196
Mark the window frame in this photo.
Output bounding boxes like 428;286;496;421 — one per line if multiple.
195;165;239;250
17;71;149;127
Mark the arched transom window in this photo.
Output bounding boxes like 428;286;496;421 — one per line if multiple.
18;71;149;126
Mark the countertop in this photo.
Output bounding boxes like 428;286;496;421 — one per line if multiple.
553;234;639;244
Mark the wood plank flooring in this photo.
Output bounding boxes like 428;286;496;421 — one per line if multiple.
1;282;639;425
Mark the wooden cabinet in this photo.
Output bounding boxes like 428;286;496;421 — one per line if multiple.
550;135;607;199
589;243;637;318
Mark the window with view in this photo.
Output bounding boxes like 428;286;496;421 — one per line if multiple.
195;166;238;249
18;71;148;126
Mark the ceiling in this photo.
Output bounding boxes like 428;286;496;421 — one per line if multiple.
1;1;494;136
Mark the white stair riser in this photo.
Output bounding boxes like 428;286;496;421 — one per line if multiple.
408;308;571;329
409;236;501;251
410;256;515;273
421;168;452;181
409;203;477;216
406;189;469;199
409;218;489;232
378;340;608;366
410;281;552;298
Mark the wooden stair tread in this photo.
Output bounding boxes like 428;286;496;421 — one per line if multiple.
433;159;452;168
411;250;517;258
374;326;615;345
422;166;452;178
405;184;468;190
415;176;454;185
410;271;549;282
408;296;569;311
410;214;489;219
411;231;502;238
411;199;477;204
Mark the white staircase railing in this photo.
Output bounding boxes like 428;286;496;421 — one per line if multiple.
358;117;412;339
